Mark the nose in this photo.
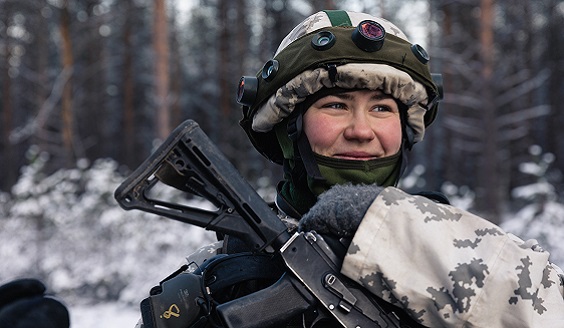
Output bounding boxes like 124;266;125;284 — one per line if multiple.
343;112;375;142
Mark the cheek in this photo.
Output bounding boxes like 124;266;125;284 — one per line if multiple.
303;112;338;150
378;118;403;153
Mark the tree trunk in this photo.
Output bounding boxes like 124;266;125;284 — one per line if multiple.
123;0;136;166
60;0;75;167
1;4;14;189
169;6;182;128
477;0;500;223
153;0;170;140
217;0;230;145
35;0;49;153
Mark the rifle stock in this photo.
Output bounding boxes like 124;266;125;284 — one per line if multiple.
114;120;290;251
115;120;425;328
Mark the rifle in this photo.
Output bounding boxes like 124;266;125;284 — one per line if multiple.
114;120;425;328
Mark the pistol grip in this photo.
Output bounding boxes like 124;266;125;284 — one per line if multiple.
216;273;315;328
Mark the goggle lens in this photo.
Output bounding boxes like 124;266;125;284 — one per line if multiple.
359;21;385;40
352;20;386;52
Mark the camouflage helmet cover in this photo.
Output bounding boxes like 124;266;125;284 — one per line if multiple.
239;10;442;164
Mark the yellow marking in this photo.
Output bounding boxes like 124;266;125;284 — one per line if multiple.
160;304;180;319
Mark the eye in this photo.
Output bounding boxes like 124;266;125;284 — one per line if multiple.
322;102;347;110
371;105;392;112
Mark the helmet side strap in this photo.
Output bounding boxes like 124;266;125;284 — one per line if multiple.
287;112;325;183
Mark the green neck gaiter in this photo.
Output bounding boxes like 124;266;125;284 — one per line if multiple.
308;152;402;195
278;152;402;216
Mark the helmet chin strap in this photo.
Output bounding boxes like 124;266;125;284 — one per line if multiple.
398;102;416;184
286;111;325;183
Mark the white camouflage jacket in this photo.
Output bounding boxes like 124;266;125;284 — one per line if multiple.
181;186;564;327
341;187;564;327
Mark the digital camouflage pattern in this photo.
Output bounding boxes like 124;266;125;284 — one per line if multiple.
342;187;564;327
252;63;428;143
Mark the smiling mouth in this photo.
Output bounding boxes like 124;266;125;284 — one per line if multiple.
333;152;380;160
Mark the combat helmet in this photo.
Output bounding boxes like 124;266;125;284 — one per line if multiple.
237;10;443;214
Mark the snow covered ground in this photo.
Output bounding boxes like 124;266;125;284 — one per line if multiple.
70;303;139;328
3;149;564;327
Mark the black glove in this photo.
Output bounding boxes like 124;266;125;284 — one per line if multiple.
298;183;383;238
0;279;70;328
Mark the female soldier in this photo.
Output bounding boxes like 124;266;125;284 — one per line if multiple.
235;10;564;327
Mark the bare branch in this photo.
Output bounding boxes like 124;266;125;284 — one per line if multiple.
495;69;550;107
443;116;483;138
496;105;551;128
9;67;73;144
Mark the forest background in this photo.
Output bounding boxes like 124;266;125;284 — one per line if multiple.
1;0;564;326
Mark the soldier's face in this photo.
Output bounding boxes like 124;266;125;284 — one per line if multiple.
303;89;402;160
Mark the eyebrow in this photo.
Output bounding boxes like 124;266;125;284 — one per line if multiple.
330;90;393;101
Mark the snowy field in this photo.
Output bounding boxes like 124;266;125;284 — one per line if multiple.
3;150;564;328
71;303;140;328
